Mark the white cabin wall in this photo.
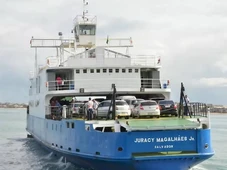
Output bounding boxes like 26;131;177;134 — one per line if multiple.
47;71;56;91
74;68;141;92
29;70;47;119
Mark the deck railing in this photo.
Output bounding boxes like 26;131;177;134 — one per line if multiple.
131;55;161;67
45;105;85;120
178;102;208;118
45;78;170;92
47;80;75;91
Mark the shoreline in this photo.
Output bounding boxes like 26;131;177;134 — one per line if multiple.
210;112;227;114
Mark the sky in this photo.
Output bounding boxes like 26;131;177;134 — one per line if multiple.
0;0;227;105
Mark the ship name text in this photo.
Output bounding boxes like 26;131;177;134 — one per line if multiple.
134;136;195;143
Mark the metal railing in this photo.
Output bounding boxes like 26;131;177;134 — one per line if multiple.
178;102;208;118
30;38;75;48
46;78;170;92
45;105;86;120
73;15;97;26
131;55;161;67
47;80;75;91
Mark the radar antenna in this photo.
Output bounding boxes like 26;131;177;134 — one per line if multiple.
82;0;89;21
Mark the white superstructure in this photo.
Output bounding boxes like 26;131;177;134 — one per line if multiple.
28;0;171;119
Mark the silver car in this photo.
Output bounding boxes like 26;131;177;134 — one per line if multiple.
132;100;160;118
97;100;131;119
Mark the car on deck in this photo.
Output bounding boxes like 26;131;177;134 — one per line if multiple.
124;98;144;116
132;100;160;118
71;101;84;117
158;100;177;116
96;100;131;119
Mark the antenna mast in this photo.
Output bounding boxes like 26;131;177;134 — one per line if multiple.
82;0;89;21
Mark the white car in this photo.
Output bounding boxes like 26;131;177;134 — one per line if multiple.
97;100;131;119
124;98;144;115
132;100;160;118
71;102;84;115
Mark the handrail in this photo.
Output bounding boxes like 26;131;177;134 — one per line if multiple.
177;102;208;118
46;80;75;91
45;78;170;91
30;38;75;48
45;105;85;120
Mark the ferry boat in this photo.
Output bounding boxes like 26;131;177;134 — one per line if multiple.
26;1;214;170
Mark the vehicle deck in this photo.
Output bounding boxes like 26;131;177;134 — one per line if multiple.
74;116;204;130
119;117;201;130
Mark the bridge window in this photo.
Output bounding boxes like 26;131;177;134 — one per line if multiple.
90;69;94;73
135;69;139;73
103;69;107;73
79;25;96;35
96;69;100;73
76;69;80;74
129;69;132;73
109;69;113;73
122;69;126;73
115;69;119;73
83;69;87;73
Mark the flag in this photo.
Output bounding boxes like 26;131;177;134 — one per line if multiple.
106;35;109;44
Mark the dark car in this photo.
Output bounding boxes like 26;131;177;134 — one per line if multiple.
158;100;177;116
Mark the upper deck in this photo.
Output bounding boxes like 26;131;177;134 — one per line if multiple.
43;47;162;68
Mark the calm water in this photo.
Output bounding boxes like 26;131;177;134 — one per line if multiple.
0;108;226;170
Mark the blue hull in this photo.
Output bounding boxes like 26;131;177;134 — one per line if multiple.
31;133;213;170
26;116;214;170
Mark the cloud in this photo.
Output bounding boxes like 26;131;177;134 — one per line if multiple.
192;77;227;87
214;56;227;73
0;0;227;104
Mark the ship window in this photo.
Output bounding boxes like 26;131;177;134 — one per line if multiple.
90;69;94;73
115;69;119;73
135;69;139;73
122;69;126;73
79;25;96;35
96;69;100;73
109;69;113;73
83;69;87;73
72;123;74;129
76;69;80;74
129;69;132;73
103;69;107;73
66;122;70;128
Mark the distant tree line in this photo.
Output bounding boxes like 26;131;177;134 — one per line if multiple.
0;103;27;108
